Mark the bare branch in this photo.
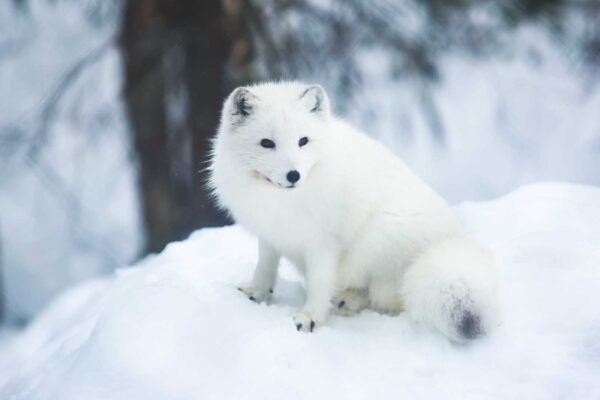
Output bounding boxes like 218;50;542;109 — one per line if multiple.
27;36;116;161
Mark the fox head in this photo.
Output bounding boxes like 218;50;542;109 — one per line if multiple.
218;82;331;189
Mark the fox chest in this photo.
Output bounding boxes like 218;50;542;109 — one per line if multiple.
227;192;335;258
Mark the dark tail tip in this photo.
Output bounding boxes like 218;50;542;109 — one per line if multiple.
458;310;482;340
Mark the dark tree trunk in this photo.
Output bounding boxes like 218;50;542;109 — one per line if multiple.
120;0;233;254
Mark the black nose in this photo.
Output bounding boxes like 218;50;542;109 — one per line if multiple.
286;170;300;184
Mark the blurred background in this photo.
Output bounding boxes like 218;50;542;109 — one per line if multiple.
0;0;599;326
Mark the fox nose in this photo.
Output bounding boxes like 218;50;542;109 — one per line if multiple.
286;170;300;184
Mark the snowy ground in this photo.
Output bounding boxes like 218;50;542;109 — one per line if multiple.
0;182;599;399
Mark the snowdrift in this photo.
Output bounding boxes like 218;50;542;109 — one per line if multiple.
1;183;599;399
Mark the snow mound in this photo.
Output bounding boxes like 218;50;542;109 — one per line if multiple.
2;183;600;399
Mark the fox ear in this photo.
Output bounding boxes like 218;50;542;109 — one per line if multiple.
299;84;329;115
228;87;258;123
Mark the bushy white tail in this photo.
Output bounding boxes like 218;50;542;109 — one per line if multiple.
400;237;500;342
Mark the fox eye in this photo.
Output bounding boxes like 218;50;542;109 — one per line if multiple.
299;137;309;147
260;139;275;149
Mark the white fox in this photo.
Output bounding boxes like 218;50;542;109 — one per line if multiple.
210;81;499;341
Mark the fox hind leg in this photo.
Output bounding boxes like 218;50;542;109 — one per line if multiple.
332;288;370;316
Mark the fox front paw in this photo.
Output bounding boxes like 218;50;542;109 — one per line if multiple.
238;284;273;304
292;312;318;333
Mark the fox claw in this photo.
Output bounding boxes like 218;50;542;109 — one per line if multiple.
293;313;317;332
238;284;272;304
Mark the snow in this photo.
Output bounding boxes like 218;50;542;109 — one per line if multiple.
1;182;599;399
2;1;600;326
0;0;142;321
348;27;600;203
1;2;599;395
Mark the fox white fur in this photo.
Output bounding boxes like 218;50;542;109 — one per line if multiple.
210;81;499;341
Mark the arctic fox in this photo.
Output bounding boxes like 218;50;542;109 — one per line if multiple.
210;81;499;341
